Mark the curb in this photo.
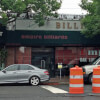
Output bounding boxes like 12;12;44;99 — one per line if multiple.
42;82;69;85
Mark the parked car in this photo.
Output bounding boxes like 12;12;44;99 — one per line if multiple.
56;58;90;76
0;64;50;86
82;56;100;84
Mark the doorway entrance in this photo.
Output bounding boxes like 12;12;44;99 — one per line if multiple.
41;60;45;69
31;47;55;77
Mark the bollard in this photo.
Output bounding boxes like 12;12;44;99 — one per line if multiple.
69;65;84;94
92;66;100;93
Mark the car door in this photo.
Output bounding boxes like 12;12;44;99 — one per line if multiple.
16;65;34;82
0;65;19;83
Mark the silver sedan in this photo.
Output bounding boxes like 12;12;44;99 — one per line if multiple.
0;64;50;86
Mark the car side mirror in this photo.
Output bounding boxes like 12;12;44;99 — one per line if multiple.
2;70;6;73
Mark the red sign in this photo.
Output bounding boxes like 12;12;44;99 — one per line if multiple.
21;35;68;40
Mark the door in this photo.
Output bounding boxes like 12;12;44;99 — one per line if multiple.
0;65;19;83
16;65;34;82
32;48;55;77
41;60;45;69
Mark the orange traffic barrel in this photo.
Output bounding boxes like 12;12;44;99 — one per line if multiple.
92;66;100;93
69;65;84;94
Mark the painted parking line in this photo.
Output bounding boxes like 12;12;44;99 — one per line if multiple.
40;85;68;94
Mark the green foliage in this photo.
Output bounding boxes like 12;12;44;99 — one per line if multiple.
0;0;62;26
0;48;7;67
0;13;8;25
0;0;26;13
80;0;100;37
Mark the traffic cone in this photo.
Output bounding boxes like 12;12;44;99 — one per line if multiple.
92;66;100;93
69;65;84;94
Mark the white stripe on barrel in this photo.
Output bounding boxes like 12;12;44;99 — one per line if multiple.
70;75;83;79
70;84;84;87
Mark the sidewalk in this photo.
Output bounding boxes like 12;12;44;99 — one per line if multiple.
43;76;69;85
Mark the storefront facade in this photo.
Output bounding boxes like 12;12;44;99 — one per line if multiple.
5;19;100;77
0;24;6;47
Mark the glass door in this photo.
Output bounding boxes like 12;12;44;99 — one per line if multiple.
31;47;55;77
41;60;45;69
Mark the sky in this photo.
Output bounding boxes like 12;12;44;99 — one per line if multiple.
57;0;87;15
0;0;87;16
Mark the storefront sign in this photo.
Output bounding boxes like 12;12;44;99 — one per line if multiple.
56;22;83;30
21;35;68;40
15;20;83;31
6;30;100;46
80;49;100;62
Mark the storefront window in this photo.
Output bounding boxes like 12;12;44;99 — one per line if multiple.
55;47;100;67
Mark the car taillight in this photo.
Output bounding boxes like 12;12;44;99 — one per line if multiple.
44;71;49;75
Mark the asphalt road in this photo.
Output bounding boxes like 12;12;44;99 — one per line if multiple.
0;84;100;100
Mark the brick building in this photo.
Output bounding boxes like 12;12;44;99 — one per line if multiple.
3;19;100;77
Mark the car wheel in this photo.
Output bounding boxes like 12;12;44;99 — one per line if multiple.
89;74;93;84
30;76;40;86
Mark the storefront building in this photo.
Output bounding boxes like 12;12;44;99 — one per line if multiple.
5;19;100;77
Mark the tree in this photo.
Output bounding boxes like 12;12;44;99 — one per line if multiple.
80;0;100;37
0;0;62;26
0;48;7;69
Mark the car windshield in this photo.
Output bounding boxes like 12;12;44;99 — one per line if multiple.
89;57;100;65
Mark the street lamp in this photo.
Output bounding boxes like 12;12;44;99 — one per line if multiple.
0;32;3;36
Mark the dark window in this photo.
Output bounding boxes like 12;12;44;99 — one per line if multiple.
19;65;34;70
5;65;19;71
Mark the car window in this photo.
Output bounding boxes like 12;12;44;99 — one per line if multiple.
19;65;34;70
89;57;100;65
97;61;100;65
5;65;19;71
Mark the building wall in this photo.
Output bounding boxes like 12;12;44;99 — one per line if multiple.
6;47;15;66
16;47;31;64
6;46;100;67
6;47;31;66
